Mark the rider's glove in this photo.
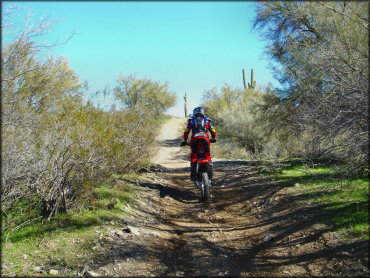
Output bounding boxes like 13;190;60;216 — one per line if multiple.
210;138;217;143
180;141;188;146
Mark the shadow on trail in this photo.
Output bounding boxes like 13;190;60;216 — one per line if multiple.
139;181;199;204
160;138;182;148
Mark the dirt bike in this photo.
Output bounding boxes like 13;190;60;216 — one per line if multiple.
181;138;215;203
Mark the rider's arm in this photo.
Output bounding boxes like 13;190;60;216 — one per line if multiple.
207;118;216;139
183;118;193;141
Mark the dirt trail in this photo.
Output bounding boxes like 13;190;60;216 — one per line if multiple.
90;118;368;277
152;118;189;169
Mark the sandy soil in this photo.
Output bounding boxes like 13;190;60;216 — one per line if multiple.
88;118;369;277
151;118;189;169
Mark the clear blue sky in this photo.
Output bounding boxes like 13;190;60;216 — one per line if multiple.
3;1;279;117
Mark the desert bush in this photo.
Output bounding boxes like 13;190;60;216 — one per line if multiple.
202;85;283;158
211;139;249;160
1;9;175;225
216;89;266;155
202;84;244;123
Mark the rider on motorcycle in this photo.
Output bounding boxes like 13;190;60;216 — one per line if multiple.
181;107;216;181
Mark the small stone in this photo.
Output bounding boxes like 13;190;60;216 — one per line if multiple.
84;270;100;277
22;254;28;259
340;251;351;256
263;234;274;242
116;230;124;237
126;225;140;236
49;269;59;275
149;231;161;237
99;267;108;273
295;244;301;247
33;266;42;273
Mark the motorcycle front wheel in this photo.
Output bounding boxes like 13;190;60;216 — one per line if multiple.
201;172;210;202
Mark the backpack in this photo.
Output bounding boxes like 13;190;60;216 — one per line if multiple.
193;116;207;132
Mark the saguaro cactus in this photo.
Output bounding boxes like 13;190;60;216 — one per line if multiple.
248;68;256;89
242;68;247;90
184;93;188;118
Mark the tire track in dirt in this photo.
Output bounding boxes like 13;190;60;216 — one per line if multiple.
89;118;368;277
128;118;286;276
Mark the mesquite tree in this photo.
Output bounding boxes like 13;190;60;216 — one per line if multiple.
253;1;369;174
114;74;177;116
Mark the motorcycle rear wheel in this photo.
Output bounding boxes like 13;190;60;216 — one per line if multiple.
201;172;210;202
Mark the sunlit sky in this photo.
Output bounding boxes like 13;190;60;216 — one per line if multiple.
2;1;279;117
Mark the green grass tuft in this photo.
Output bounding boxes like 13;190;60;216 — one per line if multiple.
1;174;139;276
268;161;369;241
